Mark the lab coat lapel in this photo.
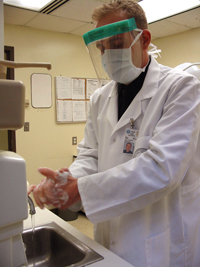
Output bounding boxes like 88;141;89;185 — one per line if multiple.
106;83;141;134
113;94;142;133
107;83;118;129
138;56;160;101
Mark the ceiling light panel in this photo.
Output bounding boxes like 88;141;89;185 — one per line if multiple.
3;0;55;11
139;0;200;23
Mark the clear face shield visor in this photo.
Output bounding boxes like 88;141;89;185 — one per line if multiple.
83;18;142;84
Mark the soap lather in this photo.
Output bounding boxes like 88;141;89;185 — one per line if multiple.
53;171;70;208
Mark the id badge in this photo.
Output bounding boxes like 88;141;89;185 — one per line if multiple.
123;128;139;155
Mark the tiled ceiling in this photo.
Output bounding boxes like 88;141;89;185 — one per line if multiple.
3;0;200;39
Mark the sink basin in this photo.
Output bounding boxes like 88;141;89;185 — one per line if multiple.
22;222;103;267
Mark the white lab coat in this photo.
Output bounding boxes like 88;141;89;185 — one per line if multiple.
69;56;200;267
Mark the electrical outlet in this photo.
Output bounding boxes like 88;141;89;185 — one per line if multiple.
24;122;29;131
72;136;77;145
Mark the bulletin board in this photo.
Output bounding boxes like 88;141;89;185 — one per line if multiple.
55;76;110;123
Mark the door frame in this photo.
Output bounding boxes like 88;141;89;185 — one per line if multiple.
4;46;16;152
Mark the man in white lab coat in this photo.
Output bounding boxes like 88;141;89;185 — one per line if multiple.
29;1;200;266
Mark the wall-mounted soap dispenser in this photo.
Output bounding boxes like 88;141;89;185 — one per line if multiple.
0;61;51;267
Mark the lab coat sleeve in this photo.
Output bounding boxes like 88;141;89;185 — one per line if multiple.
78;73;200;224
68;92;99;212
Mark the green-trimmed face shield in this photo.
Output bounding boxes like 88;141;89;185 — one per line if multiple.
83;18;144;84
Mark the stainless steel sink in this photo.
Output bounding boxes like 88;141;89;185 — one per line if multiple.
22;222;103;267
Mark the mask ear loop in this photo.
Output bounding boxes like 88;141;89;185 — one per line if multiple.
148;43;162;58
130;30;143;48
130;29;161;58
129;29;146;72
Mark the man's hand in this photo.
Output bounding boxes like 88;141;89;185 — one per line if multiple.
28;167;81;210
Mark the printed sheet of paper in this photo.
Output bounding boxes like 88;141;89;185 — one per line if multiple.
73;101;86;121
57;100;72;122
72;78;85;99
86;79;100;99
55;76;72;99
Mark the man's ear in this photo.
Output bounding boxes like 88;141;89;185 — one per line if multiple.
142;30;151;50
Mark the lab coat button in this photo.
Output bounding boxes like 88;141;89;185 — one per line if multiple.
113;138;116;142
111;241;115;245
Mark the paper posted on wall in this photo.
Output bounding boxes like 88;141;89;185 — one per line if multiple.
56;100;72;122
55;76;72;99
57;100;86;122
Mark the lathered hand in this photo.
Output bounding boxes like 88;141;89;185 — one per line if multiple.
28;167;80;210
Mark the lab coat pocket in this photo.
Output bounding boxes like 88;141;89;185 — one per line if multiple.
133;135;151;157
145;227;170;267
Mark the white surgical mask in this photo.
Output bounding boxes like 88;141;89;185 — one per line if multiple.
101;31;144;84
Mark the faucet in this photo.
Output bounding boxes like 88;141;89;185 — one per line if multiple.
28;196;36;215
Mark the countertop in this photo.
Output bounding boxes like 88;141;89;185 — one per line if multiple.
23;207;134;267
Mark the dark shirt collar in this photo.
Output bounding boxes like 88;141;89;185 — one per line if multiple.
118;57;151;120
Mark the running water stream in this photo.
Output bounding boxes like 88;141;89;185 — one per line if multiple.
31;214;36;266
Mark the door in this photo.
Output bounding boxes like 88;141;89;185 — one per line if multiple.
0;46;16;152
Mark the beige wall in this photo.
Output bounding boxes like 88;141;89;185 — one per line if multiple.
4;24;200;186
4;24;96;186
152;27;200;67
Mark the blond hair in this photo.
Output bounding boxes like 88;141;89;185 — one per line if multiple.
92;0;148;30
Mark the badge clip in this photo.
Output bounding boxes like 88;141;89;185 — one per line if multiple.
130;118;134;129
